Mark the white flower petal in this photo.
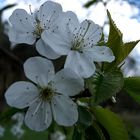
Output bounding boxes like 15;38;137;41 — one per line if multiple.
59;11;79;34
36;39;60;59
52;68;84;96
8;27;36;44
25;100;52;131
9;9;34;32
72;20;102;48
51;95;78;126
5;81;39;109
65;51;96;78
41;11;79;55
83;20;102;45
24;57;54;86
42;30;71;55
36;1;62;29
84;46;115;62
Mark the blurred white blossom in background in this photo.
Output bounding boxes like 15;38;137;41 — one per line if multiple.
0;125;5;137
10;113;25;138
50;131;66;140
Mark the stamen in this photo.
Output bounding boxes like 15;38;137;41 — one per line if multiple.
44;107;50;125
71;20;91;51
39;86;54;101
90;40;105;47
28;96;39;107
29;5;33;15
31;101;42;117
97;40;104;44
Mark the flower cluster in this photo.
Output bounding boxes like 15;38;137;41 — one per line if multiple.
5;1;115;131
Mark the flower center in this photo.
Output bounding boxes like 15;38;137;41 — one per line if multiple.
33;19;44;38
71;20;91;52
39;87;54;101
29;5;44;38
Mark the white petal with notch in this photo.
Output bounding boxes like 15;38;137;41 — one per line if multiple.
24;56;54;87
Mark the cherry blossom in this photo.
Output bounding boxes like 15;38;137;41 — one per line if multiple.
42;12;115;78
9;1;62;59
5;57;84;131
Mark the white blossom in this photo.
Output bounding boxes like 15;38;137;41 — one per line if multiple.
5;56;84;131
51;131;66;140
11;124;25;138
11;113;25;138
0;125;5;137
8;1;62;59
42;12;115;78
11;113;24;126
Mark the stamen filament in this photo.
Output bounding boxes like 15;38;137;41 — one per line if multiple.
32;101;42;116
71;20;91;51
29;5;33;15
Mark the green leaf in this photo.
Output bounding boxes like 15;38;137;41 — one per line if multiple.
107;10;123;60
72;127;83;140
78;106;93;129
85;121;106;140
72;106;93;140
106;10;139;69
92;106;129;140
86;70;124;104
116;40;139;66
123;77;140;104
131;128;140;140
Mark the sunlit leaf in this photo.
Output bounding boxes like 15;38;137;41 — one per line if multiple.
106;10;139;69
92;106;129;140
107;10;123;60
116;40;140;65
